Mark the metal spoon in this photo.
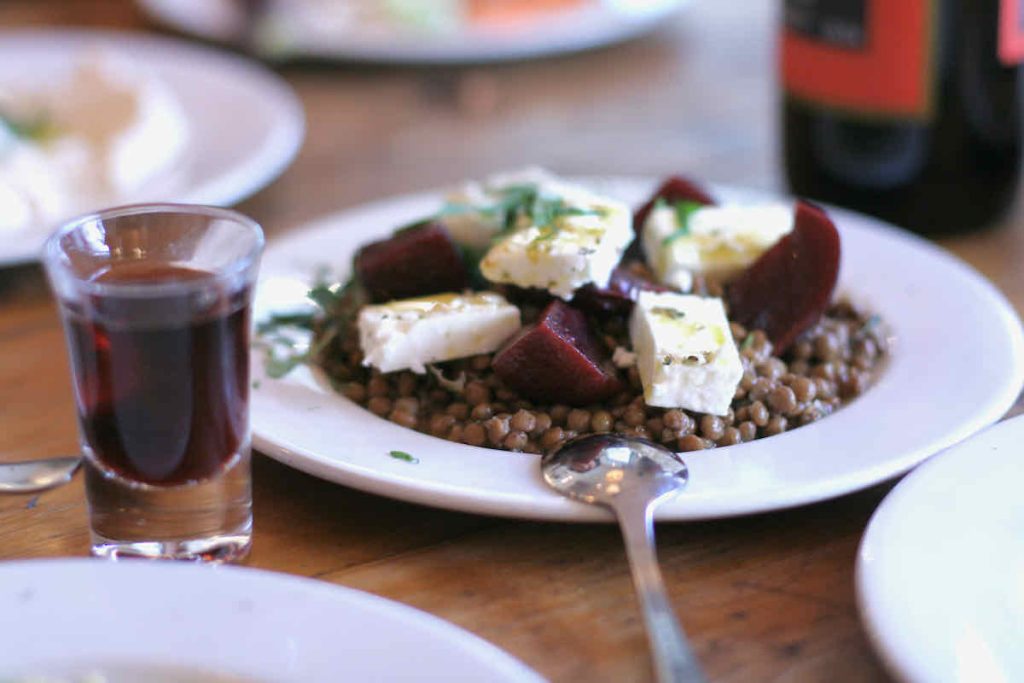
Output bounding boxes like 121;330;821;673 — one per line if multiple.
0;456;81;493
541;434;705;683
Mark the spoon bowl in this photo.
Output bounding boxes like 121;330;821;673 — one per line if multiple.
541;433;688;506
0;456;82;494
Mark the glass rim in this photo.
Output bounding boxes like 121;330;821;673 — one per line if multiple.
43;202;265;298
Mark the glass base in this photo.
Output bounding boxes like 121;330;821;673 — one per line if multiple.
90;526;252;563
84;449;252;564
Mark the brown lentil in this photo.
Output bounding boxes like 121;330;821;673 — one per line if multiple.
342;382;367;403
748;400;769;427
678;434;705;451
367;376;390;398
719;427;742;446
567;409;591;432
394;397;419;415
396;373;417;397
550;405;570;425
700;415;725;441
790;376;816;402
463;423;486;446
464;381;490;406
389;409;417;429
764;415;788;436
504;431;528;451
367;396;391;417
663;409;686;431
447;424;464;442
445;402;469;420
591;410;614;432
540;427;565;450
623;405;646;427
429;413;455;436
768;385;798;416
485;415;510;445
470;403;493;421
532;413;552;436
738;421;757;442
510;409;537;433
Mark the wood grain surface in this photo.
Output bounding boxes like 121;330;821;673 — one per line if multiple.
1;1;1021;681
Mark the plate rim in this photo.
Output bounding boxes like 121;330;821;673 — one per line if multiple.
0;557;543;682
137;0;689;65
0;27;306;266
250;177;1024;523
854;414;1024;683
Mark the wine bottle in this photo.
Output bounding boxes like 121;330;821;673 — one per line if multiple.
781;0;1022;235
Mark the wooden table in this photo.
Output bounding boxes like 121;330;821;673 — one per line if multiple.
2;2;1021;681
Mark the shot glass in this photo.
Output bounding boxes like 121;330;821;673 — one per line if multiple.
43;204;264;562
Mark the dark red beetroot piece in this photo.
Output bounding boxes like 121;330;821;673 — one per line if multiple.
492;300;622;406
727;201;841;353
354;222;469;302
632;175;717;234
572;265;670;315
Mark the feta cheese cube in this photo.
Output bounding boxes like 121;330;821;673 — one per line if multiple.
358;292;521;374
476;177;633;299
629;291;743;416
642;203;793;291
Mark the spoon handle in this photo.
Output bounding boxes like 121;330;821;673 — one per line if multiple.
615;498;706;683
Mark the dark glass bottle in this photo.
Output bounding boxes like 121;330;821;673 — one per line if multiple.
781;0;1021;235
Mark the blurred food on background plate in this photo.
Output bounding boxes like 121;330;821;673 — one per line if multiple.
247;0;592;36
0;50;188;234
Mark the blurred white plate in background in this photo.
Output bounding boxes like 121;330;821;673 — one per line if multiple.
857;415;1024;683
138;0;688;64
0;30;304;266
0;559;543;682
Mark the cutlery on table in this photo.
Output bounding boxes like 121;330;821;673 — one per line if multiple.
541;434;705;683
0;456;81;493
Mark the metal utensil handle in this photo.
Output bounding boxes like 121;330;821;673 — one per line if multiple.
615;497;706;683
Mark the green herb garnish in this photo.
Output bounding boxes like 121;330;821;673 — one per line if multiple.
256;312;315;335
440;183;602;240
651;306;686;320
256;274;364;380
389;450;419;464
0;111;57;142
661;200;703;246
264;352;307;379
741;333;756;351
858;314;882;338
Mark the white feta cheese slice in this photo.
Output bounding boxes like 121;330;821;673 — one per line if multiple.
642;203;794;291
477;176;632;299
629;291;743;416
358;292;521;374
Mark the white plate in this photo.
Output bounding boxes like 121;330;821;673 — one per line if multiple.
0;559;542;682
856;415;1024;683
251;177;1024;522
138;0;687;64
0;29;305;266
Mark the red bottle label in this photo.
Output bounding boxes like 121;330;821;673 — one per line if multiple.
1000;0;1024;64
781;0;935;119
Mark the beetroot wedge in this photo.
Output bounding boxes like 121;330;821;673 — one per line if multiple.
492;300;622;406
633;175;717;234
572;265;670;315
727;201;840;353
354;222;469;302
